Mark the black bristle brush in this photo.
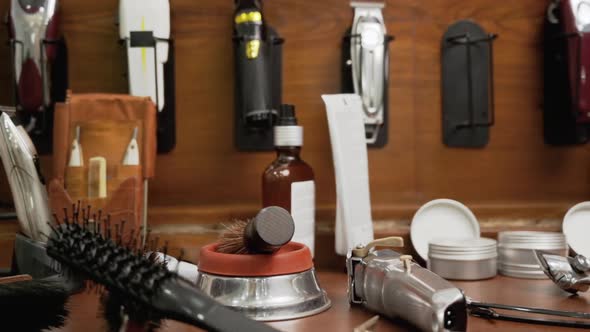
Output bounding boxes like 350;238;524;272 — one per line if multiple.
99;226;166;332
216;206;295;254
59;204;165;332
0;275;69;332
55;201;165;332
46;219;280;332
101;290;163;332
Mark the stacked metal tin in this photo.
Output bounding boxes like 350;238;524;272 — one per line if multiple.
498;231;568;279
428;238;498;280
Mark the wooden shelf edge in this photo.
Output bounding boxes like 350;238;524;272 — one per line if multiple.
147;201;574;225
150;218;562;236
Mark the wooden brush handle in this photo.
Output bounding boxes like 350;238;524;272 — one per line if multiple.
0;274;32;284
244;206;295;253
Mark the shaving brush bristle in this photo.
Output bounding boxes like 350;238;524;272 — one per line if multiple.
216;219;250;254
215;206;295;255
0;278;70;332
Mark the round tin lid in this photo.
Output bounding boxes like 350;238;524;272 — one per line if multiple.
430;237;496;250
563;202;590;256
429;252;497;261
411;199;480;261
498;231;566;250
499;231;565;241
498;242;567;250
429;237;497;260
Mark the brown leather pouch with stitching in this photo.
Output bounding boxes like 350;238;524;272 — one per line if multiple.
49;91;156;238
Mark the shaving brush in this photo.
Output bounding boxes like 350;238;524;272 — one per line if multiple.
216;206;295;254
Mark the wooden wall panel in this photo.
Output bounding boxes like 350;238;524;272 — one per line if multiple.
413;3;590;219
0;0;586;229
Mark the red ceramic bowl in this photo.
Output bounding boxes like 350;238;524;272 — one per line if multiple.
198;241;313;277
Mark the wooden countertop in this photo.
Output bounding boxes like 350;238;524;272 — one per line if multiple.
52;271;590;332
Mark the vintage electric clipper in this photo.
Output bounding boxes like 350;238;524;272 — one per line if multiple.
342;2;392;147
347;237;590;330
347;237;468;332
536;251;590;294
7;0;67;153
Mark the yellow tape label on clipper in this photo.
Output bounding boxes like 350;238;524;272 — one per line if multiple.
246;40;261;59
235;11;262;24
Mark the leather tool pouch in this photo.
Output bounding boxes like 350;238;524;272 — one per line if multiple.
48;91;156;238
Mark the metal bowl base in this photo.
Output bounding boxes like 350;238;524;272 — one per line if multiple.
195;268;331;321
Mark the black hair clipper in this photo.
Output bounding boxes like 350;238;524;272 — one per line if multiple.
347;237;468;332
233;0;283;151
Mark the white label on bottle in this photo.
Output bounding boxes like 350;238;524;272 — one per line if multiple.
291;180;315;256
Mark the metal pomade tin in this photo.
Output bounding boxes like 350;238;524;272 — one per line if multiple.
428;238;497;280
497;231;568;279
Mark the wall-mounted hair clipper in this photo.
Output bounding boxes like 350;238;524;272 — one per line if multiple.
536;251;590;294
342;2;392;148
234;0;283;151
557;0;590;123
119;0;176;153
544;0;590;144
347;237;468;332
8;0;59;113
7;0;67;153
0;113;51;243
119;0;169;112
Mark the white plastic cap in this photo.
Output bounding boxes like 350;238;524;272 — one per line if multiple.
274;125;303;147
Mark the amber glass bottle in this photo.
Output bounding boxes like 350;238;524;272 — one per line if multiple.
262;104;316;255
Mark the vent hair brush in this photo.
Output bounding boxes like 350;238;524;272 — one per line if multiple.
46;221;280;332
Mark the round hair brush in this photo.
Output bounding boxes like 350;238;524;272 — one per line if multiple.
46;219;280;332
216;206;295;254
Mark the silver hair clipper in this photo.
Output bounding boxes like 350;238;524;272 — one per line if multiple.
0;112;51;242
347;239;590;330
347;237;468;332
536;251;590;294
344;1;392;147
